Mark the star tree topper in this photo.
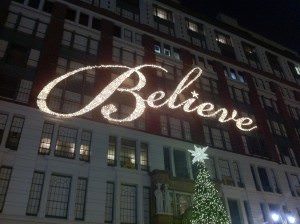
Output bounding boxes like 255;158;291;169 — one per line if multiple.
188;145;209;164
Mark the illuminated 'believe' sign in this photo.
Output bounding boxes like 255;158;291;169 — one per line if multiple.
37;64;257;131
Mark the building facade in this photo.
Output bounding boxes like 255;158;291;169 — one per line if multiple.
0;0;300;223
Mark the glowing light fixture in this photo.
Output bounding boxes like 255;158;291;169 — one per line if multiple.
271;213;280;222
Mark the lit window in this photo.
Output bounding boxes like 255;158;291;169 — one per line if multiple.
120;139;136;169
187;21;198;32
107;136;117;166
140;143;149;171
164;45;171;56
38;122;54;155
174;193;191;215
154;7;168;20
80;130;91;162
295;66;300;75
55;127;77;159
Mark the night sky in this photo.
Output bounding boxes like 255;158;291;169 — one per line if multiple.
180;0;300;55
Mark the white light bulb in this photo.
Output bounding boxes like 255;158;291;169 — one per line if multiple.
271;213;280;222
37;64;257;132
287;215;296;224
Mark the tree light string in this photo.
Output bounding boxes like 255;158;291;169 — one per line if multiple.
37;64;257;131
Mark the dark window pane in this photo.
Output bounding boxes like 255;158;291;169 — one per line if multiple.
66;9;76;21
113;25;121;38
163;147;172;173
43;0;53;13
228;199;242;224
257;167;272;192
28;0;40;8
92;18;101;31
6;44;28;67
79;13;89;26
173;150;189;179
13;0;25;3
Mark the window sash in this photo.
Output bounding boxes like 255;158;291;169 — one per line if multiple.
45;174;72;218
0;166;13;212
26;171;45;216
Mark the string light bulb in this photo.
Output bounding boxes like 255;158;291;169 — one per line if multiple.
37;64;257;131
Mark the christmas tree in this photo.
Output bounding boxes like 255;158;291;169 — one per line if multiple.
187;146;231;224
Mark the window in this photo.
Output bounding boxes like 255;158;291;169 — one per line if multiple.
260;203;268;222
153;6;172;21
0;166;12;212
5;116;24;150
270;169;281;194
241;42;261;69
187;20;199;32
219;159;234;186
215;32;231;46
27;49;40;67
183;121;191;140
66;8;76;22
174;150;189;179
120;185;137;224
107;136;117;166
160;116;191;140
154;42;161;54
204;157;217;180
38;122;54;155
203;126;232;150
124;29;132;42
105;182;114;223
42;0;54;13
45;174;71;218
80;131;91;161
227;199;242;224
169;117;182;139
28;0;40;9
250;165;260;191
0;113;8;143
160;115;168;135
92;17;101;31
295;66;300;75
143;187;150;224
232;162;243;187
120;139;136;169
74;178;87;220
173;193;191;216
55;127;78;159
79;13;89;26
163;147;172;173
243;201;253;224
62;31;99;55
15;79;33;103
26;171;45;216
257;167;272;192
199;77;218;94
266;52;283;75
229;86;250;104
140;143;149;171
6;43;28;67
113;25;121;38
